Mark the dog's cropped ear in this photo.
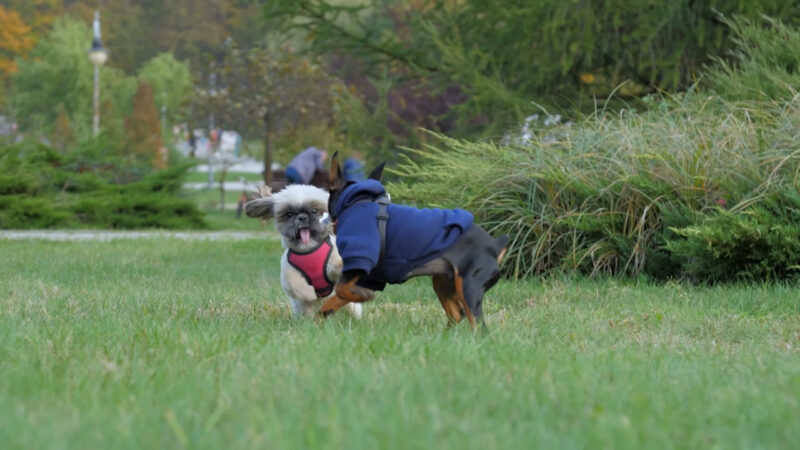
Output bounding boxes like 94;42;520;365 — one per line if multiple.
328;151;345;192
245;196;275;219
367;162;386;181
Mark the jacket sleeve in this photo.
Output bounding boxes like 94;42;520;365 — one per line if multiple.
337;204;380;274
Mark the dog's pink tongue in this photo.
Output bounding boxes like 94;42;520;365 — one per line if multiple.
300;228;311;245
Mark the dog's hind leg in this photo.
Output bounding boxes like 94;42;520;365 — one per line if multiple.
454;271;477;331
432;274;463;326
433;267;476;330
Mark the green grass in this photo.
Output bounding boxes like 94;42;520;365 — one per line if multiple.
184;171;264;184
200;208;272;231
180;187;269;231
1;238;798;449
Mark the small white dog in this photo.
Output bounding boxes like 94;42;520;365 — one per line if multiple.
245;185;361;318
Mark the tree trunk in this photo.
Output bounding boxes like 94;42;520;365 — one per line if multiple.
262;112;273;187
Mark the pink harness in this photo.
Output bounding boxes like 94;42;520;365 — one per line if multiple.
287;237;335;298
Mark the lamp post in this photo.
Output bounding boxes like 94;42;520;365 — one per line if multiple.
87;11;108;137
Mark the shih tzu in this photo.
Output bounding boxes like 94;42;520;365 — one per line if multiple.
245;185;362;318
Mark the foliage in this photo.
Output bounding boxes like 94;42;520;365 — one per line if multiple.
125;82;165;170
0;6;35;76
58;0;270;73
388;18;800;282
666;204;800;282
198;42;352;178
137;52;194;126
10;16;137;143
2;0;62;40
0;139;205;229
0;0;270;112
0;6;35;106
212;44;339;138
706;15;800;101
266;0;800;142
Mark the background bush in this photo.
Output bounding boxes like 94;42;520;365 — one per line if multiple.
390;18;800;282
0;139;205;229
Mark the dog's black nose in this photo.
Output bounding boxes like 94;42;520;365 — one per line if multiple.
296;213;309;224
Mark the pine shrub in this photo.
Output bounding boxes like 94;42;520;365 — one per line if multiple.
0;139;205;230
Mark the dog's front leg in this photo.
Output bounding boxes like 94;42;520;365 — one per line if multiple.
334;270;375;302
319;271;375;317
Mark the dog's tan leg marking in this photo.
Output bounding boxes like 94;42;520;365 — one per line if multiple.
451;269;476;331
319;295;350;317
334;275;375;303
432;274;463;325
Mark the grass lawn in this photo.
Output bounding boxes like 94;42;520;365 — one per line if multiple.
183;187;251;210
200;208;270;232
184;171;264;184
182;188;267;232
1;238;798;449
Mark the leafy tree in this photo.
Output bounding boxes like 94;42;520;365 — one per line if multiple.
0;6;35;77
10;16;137;144
138;52;193;127
0;6;35;107
126;81;165;170
64;0;147;74
265;0;800;139
203;43;342;184
62;0;270;73
2;0;62;40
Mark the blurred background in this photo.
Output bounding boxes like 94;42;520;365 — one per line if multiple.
3;0;800;280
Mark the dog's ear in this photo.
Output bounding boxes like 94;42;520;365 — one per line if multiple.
367;162;386;181
328;151;345;193
245;197;275;219
495;235;510;264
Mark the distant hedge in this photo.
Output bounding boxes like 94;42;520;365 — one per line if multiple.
0;140;205;229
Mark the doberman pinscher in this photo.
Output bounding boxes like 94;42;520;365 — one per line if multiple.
320;153;509;329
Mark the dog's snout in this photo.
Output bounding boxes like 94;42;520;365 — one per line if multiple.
296;213;310;224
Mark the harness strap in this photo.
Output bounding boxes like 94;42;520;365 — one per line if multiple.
375;195;390;276
286;236;335;298
336;194;392;277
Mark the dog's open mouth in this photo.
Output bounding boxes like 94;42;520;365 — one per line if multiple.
298;228;311;245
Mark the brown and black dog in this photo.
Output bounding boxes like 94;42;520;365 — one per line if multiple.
320;152;509;329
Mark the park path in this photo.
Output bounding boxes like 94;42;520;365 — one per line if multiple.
0;230;277;242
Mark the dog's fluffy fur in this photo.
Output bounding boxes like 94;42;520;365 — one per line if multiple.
245;185;361;318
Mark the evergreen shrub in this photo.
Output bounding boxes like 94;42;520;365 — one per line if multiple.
0;139;205;230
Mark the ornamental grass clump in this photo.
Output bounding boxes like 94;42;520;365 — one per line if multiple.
390;19;800;282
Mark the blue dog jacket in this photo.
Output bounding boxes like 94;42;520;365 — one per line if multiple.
332;180;474;290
